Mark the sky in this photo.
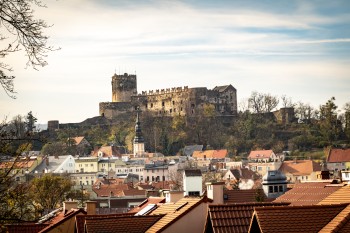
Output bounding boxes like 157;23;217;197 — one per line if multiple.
1;0;350;125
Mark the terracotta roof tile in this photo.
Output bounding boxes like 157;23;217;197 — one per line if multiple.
192;150;227;159
76;213;135;233
84;215;164;233
250;203;349;233
73;136;85;145
318;185;350;205
274;182;342;206
328;149;350;163
39;208;86;233
319;204;350;233
279;160;322;175
6;223;49;233
146;196;212;232
207;202;289;233
223;189;271;204
248;150;273;160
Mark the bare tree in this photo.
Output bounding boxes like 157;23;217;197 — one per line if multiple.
0;0;56;98
281;95;295;108
248;91;279;113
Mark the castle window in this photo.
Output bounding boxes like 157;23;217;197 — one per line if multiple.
180;107;183;111
162;101;165;107
151;103;153;108
172;101;175;105
174;108;176;112
134;106;138;110
181;100;183;104
146;104;148;109
170;109;172;113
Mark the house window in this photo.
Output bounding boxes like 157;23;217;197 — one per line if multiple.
258;167;262;171
274;186;278;193
269;186;273;193
279;186;283;192
90;164;93;167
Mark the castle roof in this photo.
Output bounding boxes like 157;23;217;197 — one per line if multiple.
213;84;236;92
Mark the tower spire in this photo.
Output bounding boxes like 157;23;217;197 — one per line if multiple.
133;107;145;157
134;107;144;143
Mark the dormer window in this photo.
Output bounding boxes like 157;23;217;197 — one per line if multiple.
98;151;103;157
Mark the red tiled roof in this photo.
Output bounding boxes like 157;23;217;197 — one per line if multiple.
92;180;137;197
6;223;49;233
274;182;343;206
319;204;350;233
76;213;135;233
84;215;163;233
73;136;85;145
248;150;273;159
279;160;322;175
223;189;271;204
91;146;123;157
123;189;146;196
206;202;289;233
327;149;350;163
318;185;350;205
151;181;174;190
249;203;349;233
0;160;36;169
39;208;86;233
192;150;227;159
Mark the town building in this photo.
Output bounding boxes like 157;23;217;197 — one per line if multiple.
75;157;98;173
279;159;322;183
326;148;350;174
262;170;287;199
183;169;202;196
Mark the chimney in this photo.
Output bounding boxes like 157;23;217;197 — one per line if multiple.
63;201;78;213
206;182;225;204
164;190;184;203
85;201;97;215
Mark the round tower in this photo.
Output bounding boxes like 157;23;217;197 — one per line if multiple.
111;73;137;102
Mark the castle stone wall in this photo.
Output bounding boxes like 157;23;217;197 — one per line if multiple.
100;73;238;119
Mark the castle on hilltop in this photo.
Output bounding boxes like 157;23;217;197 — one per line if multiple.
99;73;238;119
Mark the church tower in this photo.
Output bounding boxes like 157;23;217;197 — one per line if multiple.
111;73;137;102
133;109;145;157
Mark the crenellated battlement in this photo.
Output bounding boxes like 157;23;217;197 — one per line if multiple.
140;86;189;96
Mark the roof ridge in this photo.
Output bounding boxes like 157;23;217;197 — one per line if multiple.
254;203;349;211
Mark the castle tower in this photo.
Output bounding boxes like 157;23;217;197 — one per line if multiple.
111;73;137;102
133;109;145;157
